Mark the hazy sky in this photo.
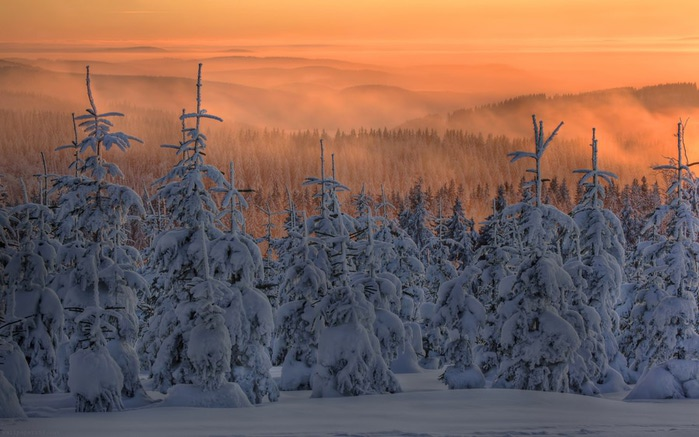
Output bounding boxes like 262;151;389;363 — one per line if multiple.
2;0;699;51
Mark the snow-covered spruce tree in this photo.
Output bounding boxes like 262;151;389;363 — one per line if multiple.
472;191;516;376
353;190;423;373
68;307;124;412
307;144;401;398
443;198;478;271
211;161;278;404
493;115;583;393
432;266;486;389
274;214;327;390
372;191;431;367
620;122;699;380
4;203;64;394
311;277;402;397
51;66;146;407
352;183;374;231
423;200;457;302
570;128;630;387
399;179;435;259
351;208;416;373
269;189;304;285
0;335;31;405
255;200;285;310
140;65;251;407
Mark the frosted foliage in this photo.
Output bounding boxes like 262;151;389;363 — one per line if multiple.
0;371;25;418
390;321;423;374
146;276;245;394
373;308;406;364
352;272;401;313
506;203;579;261
150;298;198;393
209;233;263;284
187;302;231;391
496;309;580;392
625;359;699;400
275;299;317;388
106;336;141;398
312;322;401;397
312;285;401;397
563;259;614;394
69;348;124;412
494;253;581;392
622;200;699;376
151;227;222;289
628;290;699;373
156;163;226;229
233;285;278;404
274;258;326;390
0;339;31;401
68;308;124;412
10;286;64;394
425;260;457;302
432;267;486;389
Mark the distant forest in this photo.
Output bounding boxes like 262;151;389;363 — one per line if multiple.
1;82;697;241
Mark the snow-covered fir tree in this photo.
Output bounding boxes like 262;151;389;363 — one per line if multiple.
68;307;124;412
443;198;478;270
3;203;64;394
211;161;279;404
472;190;516;376
306;143;401;397
493;116;583;393
620;122;699;380
0;336;31;404
431;266;486;389
398;179;436;259
273;214;327;390
570;128;631;387
51;66;146;406
423;200;457;302
140;65;258;406
351;208;410;372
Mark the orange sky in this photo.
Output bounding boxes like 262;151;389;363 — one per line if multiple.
2;0;699;52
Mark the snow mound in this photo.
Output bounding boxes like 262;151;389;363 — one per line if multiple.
162;382;252;408
0;339;31;400
0;371;26;418
68;348;124;412
626;359;699;400
440;365;486;389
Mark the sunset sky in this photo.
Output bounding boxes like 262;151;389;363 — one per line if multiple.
2;1;699;214
2;0;699;52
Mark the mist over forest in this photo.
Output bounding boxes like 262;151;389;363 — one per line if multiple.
1;49;698;236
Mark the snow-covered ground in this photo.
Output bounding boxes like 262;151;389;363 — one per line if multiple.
4;369;699;437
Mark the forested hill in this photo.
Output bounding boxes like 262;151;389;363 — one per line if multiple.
453;83;699;119
401;83;699;138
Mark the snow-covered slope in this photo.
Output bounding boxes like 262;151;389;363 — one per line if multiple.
6;369;699;437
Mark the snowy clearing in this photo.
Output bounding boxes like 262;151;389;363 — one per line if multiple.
4;369;699;437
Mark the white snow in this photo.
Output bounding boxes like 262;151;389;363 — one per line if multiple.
9;369;699;436
627;359;699;400
0;371;26;418
162;382;251;408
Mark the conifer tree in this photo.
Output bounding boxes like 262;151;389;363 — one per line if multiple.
494;116;582;393
273;214;327;390
51;66;145;408
620;122;699;380
3;203;64;394
432;266;486;389
306;143;401;398
571;128;630;387
140;65;252;406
